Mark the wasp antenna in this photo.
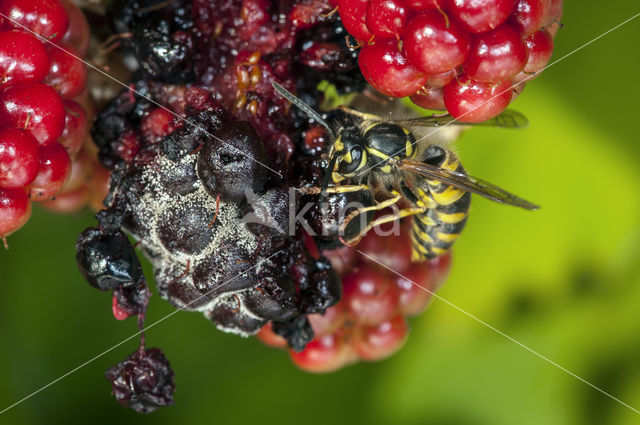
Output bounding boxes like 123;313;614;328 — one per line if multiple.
272;82;336;139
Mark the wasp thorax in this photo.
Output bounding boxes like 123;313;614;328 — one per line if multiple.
197;121;268;203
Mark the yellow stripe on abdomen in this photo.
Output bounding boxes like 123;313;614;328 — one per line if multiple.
430;186;465;205
435;211;467;223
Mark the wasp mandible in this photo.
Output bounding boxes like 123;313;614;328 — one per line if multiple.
273;82;539;261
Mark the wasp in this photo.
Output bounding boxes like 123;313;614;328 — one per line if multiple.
273;82;539;261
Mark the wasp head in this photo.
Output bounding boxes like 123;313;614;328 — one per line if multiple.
321;126;367;196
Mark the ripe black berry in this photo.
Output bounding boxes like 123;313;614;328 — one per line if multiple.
196;121;269;203
76;227;144;291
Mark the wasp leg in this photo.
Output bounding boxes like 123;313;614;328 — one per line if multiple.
341;206;426;247
301;184;370;195
338;191;403;237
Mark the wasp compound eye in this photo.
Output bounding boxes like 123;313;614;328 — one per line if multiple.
337;146;363;175
196;121;268;203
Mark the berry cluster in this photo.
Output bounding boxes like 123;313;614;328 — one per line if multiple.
76;0;554;411
0;0;104;243
338;0;563;122
258;221;451;372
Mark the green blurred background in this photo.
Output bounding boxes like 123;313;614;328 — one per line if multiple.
2;1;640;424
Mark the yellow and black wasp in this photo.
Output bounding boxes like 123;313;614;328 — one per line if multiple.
273;82;539;262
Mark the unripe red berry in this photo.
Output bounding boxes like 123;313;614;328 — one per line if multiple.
87;162;110;211
402;10;471;74
543;0;562;27
366;0;409;39
289;332;354;373
141;107;177;143
323;245;356;274
510;0;551;37
358;224;414;272
443;74;513;122
0;127;39;188
58;148;90;192
59;0;90;55
0;186;31;236
28;142;71;201
462;24;528;83
446;0;516;33
427;250;452;290
58;99;87;158
523;29;553;73
308;304;348;337
342;267;399;325
424;69;457;87
338;0;373;42
359;38;429;97
0;0;69;42
0;30;50;84
395;265;434;315
0;82;66;146
353;315;408;361
410;86;446;110
41;185;88;213
404;0;446;10
44;45;87;99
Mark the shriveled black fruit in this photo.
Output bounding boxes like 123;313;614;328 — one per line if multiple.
106;347;175;414
76;228;144;291
197;121;269;203
273;315;315;352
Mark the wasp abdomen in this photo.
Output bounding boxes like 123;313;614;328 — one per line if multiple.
411;149;471;261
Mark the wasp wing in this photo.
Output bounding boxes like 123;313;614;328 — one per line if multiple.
396;109;529;129
400;159;539;210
